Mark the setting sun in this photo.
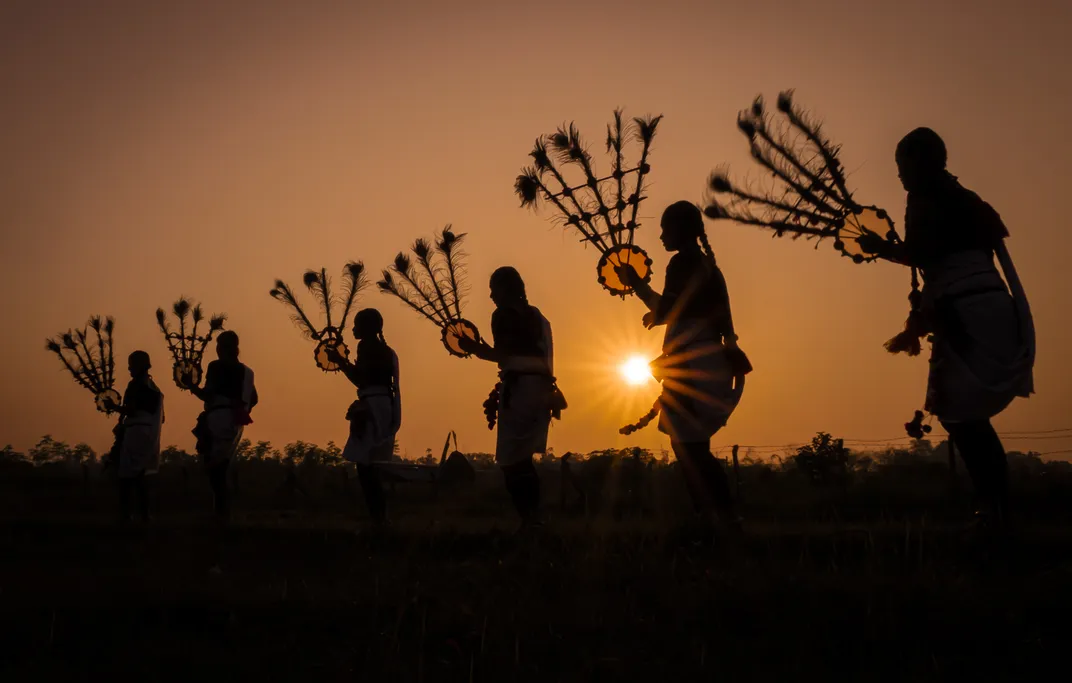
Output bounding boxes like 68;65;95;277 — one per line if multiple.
620;355;653;386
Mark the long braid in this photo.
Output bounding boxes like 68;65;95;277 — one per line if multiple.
697;229;717;268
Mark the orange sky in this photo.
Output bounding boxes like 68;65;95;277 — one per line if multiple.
2;0;1070;460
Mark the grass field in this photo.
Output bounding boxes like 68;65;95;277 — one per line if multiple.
3;448;1072;681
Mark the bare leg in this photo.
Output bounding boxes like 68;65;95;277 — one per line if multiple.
502;457;541;524
673;440;736;522
356;464;387;523
942;419;1009;523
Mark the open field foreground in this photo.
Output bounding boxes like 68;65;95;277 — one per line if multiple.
4;515;1072;682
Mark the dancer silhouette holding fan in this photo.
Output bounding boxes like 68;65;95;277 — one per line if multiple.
858;129;1034;526
103;350;164;524
326;308;401;527
186;331;257;522
617;201;751;531
459;267;563;531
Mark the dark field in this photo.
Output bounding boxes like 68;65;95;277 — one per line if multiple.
3;448;1072;682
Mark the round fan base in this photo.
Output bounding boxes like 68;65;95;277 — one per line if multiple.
835;206;896;264
597;244;653;297
95;389;121;415
315;337;350;373
442;319;481;358
172;360;203;390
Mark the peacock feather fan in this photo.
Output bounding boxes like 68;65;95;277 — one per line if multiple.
515;109;660;297
45;316;120;415
705;91;925;370
378;225;481;357
155;296;227;390
270;262;369;372
703;90;900;265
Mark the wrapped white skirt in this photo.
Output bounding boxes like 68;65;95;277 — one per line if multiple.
119;421;161;478
343;391;399;465
923;244;1034;422
204;407;244;466
496;374;554;467
657;341;740;443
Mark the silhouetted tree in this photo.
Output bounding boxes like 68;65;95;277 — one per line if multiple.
27;435;88;465
252;441;280;460
323;441;343;467
0;445;24;463
161;445;194;466
791;433;851;487
417;448;436;466
234;439;253;461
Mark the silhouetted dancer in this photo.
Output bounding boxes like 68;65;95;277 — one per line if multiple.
325;308;400;528
459;267;564;531
103;350;164;524
617;201;752;531
186;330;258;523
859;129;1034;527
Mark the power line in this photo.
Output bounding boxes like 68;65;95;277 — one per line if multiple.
1000;427;1072;435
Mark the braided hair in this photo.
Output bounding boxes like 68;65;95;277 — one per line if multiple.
355;308;388;346
662;200;717;267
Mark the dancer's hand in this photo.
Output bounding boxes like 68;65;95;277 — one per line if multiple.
179;370;199;390
856;230;886;255
641;311;656;329
324;346;348;367
457;336;490;359
614;264;642;288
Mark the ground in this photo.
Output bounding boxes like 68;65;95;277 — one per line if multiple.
3;512;1072;682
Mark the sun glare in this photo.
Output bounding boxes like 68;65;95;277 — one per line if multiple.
620;355;653;386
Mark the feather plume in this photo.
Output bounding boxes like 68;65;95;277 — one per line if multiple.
89;316;107;381
390;252;448;325
74;327;102;392
302;268;334;330
436;226;468;319
45;337;95;391
336;261;367;331
46;316;117;399
702;91;873;249
413;237;452;321
515;171;541;207
377;270;442;324
270;280;321;340
516;110;663;255
380;225;474;330
103;317;115;387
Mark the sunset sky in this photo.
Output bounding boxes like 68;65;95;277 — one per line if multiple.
2;0;1070;460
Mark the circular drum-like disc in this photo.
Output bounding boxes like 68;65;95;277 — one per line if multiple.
835;206;896;264
597;244;653;296
442;319;481;358
95;389;121;414
314;336;349;372
172;360;202;390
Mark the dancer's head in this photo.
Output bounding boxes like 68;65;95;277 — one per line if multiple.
353;308;385;342
896;127;947;192
490;266;527;308
660;200;716;264
128;350;151;378
216;330;240;361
